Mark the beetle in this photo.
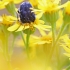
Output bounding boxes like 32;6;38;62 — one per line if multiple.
18;2;35;23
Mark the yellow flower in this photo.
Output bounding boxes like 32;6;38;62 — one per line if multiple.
0;0;23;9
16;31;52;60
0;14;17;26
16;34;37;48
37;0;66;23
63;1;70;23
17;31;52;48
64;1;70;15
61;34;70;58
32;31;52;45
7;1;51;32
7;13;51;32
29;0;38;7
38;0;62;13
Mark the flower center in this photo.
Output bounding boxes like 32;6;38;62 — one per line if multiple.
18;2;35;23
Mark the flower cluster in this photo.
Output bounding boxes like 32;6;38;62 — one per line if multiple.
0;0;70;70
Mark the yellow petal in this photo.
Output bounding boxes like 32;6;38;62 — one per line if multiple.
14;0;23;4
30;35;39;39
64;53;70;57
16;25;24;32
62;45;70;53
7;23;20;31
34;24;51;31
0;1;6;9
24;26;29;30
35;19;44;24
36;12;44;19
38;29;46;36
40;24;51;30
36;41;47;44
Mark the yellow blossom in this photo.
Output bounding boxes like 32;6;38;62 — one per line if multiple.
0;14;17;26
33;31;52;45
37;0;66;24
29;0;38;7
17;30;52;47
61;34;70;58
63;1;70;23
38;0;62;13
0;0;23;9
16;34;38;47
64;1;70;15
7;13;51;32
16;31;52;59
15;31;52;60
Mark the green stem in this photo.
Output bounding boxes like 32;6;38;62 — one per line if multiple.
56;45;60;70
21;30;31;58
26;33;30;49
20;31;26;45
10;36;16;57
48;23;68;64
2;35;12;70
45;22;56;66
2;25;12;70
55;23;67;44
51;22;56;45
20;31;30;58
25;30;30;58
